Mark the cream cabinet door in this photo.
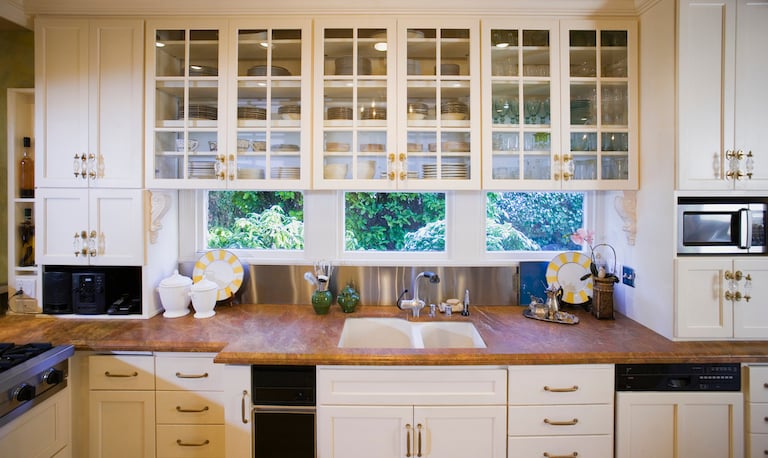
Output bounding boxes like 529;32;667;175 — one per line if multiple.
675;258;734;338
35;18;144;189
317;405;412;458
678;0;768;190
415;405;506;458
37;188;145;266
616;392;743;458
733;258;768;338
89;390;156;458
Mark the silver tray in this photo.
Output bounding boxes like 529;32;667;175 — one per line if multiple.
523;308;579;325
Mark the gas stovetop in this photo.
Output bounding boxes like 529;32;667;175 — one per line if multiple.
0;343;55;373
0;342;74;428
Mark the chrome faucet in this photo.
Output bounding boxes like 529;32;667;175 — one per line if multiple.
397;271;440;318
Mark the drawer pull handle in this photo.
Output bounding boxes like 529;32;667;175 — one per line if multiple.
241;390;249;424
764;383;768;389
176;405;210;413
544;418;579;426
417;423;423;457
175;371;209;379
406;423;412;457
544;385;578;392
104;371;138;378
543;453;578;458
176;439;210;447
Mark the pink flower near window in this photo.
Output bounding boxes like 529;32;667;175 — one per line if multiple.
570;228;594;246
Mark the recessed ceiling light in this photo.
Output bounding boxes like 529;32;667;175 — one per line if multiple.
374;42;387;52
155;42;166;48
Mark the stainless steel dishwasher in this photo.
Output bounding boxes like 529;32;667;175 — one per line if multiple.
251;365;316;457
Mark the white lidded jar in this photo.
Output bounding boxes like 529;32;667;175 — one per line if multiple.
157;270;192;318
189;272;218;319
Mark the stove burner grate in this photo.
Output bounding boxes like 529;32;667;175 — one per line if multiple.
0;343;54;373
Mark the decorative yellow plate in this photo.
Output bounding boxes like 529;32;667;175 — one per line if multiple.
192;250;244;301
545;251;593;305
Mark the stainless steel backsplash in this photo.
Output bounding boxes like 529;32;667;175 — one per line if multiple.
179;263;520;306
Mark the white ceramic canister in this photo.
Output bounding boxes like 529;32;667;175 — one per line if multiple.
189;272;218;319
157;270;192;318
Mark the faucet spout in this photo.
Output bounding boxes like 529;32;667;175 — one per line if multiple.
397;271;440;317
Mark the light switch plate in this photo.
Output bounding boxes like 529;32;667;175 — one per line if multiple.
622;266;635;287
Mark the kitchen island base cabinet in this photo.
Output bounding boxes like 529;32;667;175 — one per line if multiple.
317;366;507;458
615;392;743;458
746;365;768;457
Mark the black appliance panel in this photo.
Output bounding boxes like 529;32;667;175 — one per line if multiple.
615;363;741;391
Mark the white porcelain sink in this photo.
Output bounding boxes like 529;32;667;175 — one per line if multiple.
338;318;486;349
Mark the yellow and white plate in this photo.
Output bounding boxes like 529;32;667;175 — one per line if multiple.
545;251;593;305
192;250;244;301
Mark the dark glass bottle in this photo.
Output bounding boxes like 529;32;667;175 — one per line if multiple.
19;208;35;267
19;137;34;198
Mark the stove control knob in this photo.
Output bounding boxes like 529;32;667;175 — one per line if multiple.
13;383;36;402
42;368;64;385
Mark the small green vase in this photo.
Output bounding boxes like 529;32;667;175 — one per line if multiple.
311;290;333;315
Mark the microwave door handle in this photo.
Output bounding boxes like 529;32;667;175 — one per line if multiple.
739;208;752;249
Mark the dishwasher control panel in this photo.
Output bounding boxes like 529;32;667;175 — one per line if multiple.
615;363;741;391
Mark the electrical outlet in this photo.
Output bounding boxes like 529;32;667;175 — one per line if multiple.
622;266;636;288
15;278;37;298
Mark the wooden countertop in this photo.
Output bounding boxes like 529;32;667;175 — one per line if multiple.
1;304;766;366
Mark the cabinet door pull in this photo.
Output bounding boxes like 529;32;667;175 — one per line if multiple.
763;382;768;389
543;452;578;458
543;385;578;392
241;390;249;424
176;439;210;447
405;423;412;457
104;371;138;378
416;423;423;457
176;405;210;413
175;371;209;379
544;418;579;426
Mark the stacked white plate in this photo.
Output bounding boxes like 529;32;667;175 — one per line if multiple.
407;102;429;120
361;106;386;120
440;101;468;120
272;144;300;152
278;104;301;120
327;106;353;120
422;163;469;179
182;104;217;120
238;168;265;179
189;65;217;76
238;106;267;120
188;161;216;179
272;166;300;179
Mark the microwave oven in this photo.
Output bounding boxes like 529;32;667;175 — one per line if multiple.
677;197;768;255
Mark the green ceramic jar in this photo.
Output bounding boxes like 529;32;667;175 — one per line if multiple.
311;290;333;315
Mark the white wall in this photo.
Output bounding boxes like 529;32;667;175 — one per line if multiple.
601;0;676;338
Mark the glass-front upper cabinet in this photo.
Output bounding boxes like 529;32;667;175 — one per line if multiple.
229;19;311;188
482;20;560;190
561;21;637;190
147;20;228;188
313;17;480;190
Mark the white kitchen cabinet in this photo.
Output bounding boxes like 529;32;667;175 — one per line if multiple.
155;353;225;458
146;18;312;189
317;366;507;458
482;19;637;190
675;258;768;339
89;355;156;458
36;187;145;266
746;365;768;457
615;391;744;458
34;17;144;189
313;17;481;190
507;364;614;458
0;386;71;457
222;365;252;457
678;0;768;190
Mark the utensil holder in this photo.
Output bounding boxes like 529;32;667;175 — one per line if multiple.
592;277;615;319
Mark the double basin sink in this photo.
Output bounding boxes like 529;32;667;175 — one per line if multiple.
338;317;486;349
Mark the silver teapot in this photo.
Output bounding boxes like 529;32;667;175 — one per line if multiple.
544;285;563;320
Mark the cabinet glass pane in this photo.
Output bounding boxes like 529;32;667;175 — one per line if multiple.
601;82;628;126
155;30;185;77
236;27;305;183
189;30;219;77
570;83;597;126
601;31;627;78
491;30;519;76
440;29;470;76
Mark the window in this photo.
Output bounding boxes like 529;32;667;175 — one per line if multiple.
344;192;446;252
486;192;585;252
206;191;304;250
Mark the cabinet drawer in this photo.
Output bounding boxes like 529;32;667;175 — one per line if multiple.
749;403;768;433
749;366;768;403
156;355;223;391
508;404;613;436
318;366;507;405
749;433;768;457
156;425;225;458
89;355;155;390
508;364;614;405
508;434;613;458
156;391;224;424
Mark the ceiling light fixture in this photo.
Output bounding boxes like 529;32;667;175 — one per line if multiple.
374;42;387;52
